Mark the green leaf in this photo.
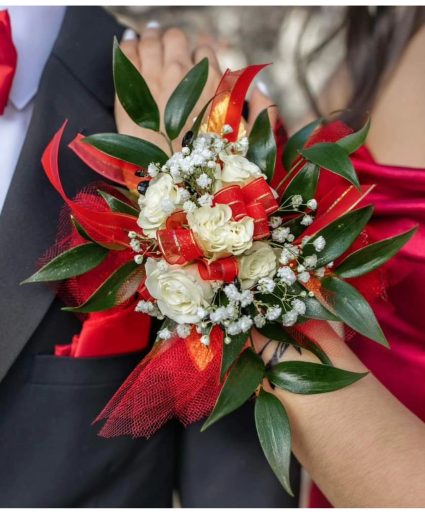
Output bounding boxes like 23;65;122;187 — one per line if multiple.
303;205;374;268
321;276;389;347
202;348;264;431
282;117;323;171
83;133;169;169
266;361;368;394
112;186;140;207
335;226;418;278
164;58;209;140
21;243;109;284
70;216;126;251
337;118;371;155
62;260;144;313
71;216;94;242
246;107;277;183
98;190;140;216
257;323;332;365
255;389;293;496
288;282;340;323
113;37;160;131
300;142;361;191
220;331;249;381
191;95;215;140
279;162;319;210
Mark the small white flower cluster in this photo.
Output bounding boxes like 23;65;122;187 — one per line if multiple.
272;195;318;228
162;133;225;187
129;124;336;348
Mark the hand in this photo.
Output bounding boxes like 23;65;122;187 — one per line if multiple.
116;25;274;152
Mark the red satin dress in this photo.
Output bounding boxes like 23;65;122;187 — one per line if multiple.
310;146;425;508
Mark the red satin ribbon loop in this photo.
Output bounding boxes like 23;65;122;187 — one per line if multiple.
165;210;188;230
207;64;270;142
42;123;140;248
197;257;239;282
157;228;203;265
246;201;270;240
69;135;141;191
242;177;278;214
213;185;248;221
138;281;155;302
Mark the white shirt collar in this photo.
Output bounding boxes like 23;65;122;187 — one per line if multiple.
0;6;66;110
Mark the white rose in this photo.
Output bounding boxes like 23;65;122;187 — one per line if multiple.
237;242;277;289
145;258;214;324
187;204;254;261
219;151;265;185
137;173;182;238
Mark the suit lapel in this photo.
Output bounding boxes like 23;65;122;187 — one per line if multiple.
0;7;124;381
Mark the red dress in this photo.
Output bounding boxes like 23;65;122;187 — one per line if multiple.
310;146;425;507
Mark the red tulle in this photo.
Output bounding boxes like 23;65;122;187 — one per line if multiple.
95;326;226;438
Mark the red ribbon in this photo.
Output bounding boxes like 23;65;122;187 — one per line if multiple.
242;177;278;214
69;134;141;191
0;10;17;115
157;228;203;265
246;202;269;240
42;122;140;248
137;281;155;302
207;64;270;141
213;178;278;239
214;185;248;221
198;257;239;282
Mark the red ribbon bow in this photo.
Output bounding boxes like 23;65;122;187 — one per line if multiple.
214;178;278;239
0;10;17;115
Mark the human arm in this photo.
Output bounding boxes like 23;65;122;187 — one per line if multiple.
254;328;425;508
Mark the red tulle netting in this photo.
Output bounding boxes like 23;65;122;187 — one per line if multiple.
37;181;138;317
94;325;227;438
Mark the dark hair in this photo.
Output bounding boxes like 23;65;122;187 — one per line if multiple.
297;7;425;128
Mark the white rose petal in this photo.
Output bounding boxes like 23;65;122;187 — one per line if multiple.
137;173;182;238
145;258;214;325
187;204;254;261
237;242;277;289
219;152;265;185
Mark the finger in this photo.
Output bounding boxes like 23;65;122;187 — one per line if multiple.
247;85;275;129
162;28;192;67
139;22;163;78
193;44;221;72
119;37;141;71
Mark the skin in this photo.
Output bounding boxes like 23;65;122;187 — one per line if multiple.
116;24;425;508
116;26;273;152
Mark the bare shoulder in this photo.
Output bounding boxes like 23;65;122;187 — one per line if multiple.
294;26;425;168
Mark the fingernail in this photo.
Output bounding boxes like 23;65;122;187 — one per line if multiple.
146;20;161;29
122;28;138;41
257;81;270;96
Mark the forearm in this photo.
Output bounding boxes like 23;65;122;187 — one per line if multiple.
255;329;425;507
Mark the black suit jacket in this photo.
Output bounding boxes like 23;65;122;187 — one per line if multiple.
0;6;129;380
0;8;177;507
